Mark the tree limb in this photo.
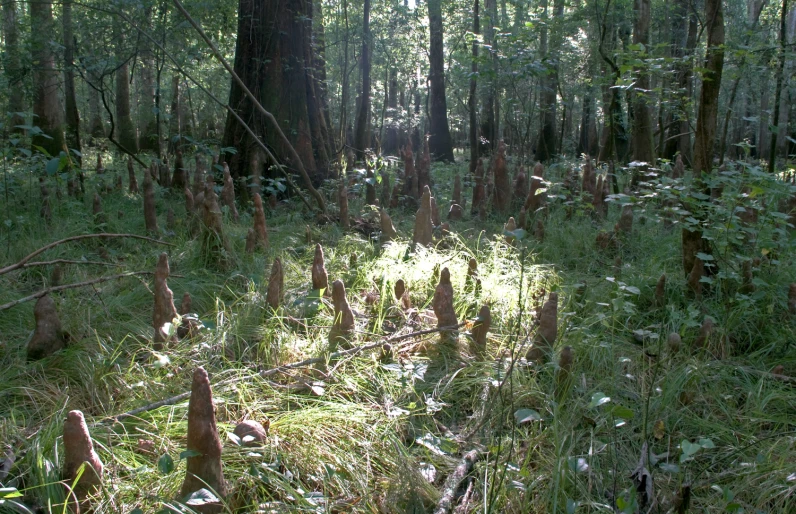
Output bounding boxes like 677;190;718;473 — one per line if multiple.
0;271;153;311
0;233;172;276
434;449;482;514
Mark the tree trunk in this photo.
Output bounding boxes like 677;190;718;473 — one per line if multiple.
692;0;725;175
663;0;697;163
480;0;497;153
427;0;455;162
353;0;372;158
469;0;480;174
222;0;331;182
168;75;182;153
62;0;81;160
769;0;790;171
30;1;65;155
2;0;25;131
536;0;563;162
630;0;654;164
138;7;159;153
114;21;138;154
384;68;399;155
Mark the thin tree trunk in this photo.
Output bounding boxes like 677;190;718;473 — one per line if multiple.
480;0;497;153
2;0;25;131
30;1;65;155
138;7;159;152
339;0;350;147
692;0;725;175
769;0;789;172
718;0;767;164
630;0;654;164
427;0;455;162
469;0;480;174
535;0;563;162
62;0;82;161
353;0;371;158
114;20;139;154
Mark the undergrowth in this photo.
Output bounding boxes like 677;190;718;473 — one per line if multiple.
0;150;794;513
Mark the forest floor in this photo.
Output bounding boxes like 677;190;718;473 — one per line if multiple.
0;150;794;513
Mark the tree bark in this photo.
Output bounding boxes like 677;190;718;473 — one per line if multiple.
62;0;82;161
138;7;159;153
469;0;480;174
222;0;332;182
535;0;558;162
168;74;182;153
2;0;25;131
30;1;65;155
769;0;789;172
353;0;372;158
692;0;725;175
663;0;697;163
427;0;455;162
114;21;139;154
630;0;654;164
480;0;498;153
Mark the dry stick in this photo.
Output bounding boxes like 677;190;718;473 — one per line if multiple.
104;6;315;213
0;233;173;276
106;322;465;423
0;271;153;312
171;0;327;214
21;259;120;269
433;449;482;514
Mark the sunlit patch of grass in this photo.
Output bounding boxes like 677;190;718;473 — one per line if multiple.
0;151;793;512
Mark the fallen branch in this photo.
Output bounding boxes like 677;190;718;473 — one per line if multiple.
0;271;153;312
19;259;119;269
105;322;465;423
0;233;173;276
434;449;482;514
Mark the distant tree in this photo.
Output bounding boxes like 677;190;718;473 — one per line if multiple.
427;0;454;161
2;0;25;131
353;0;372;158
692;0;725;175
63;0;82;162
113;19;138;154
30;0;65;155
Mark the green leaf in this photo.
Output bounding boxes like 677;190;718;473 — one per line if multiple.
45;157;60;176
157;453;175;474
588;392;611;409
610;405;634;419
514;408;542;424
698;438;715;449
180;449;201;460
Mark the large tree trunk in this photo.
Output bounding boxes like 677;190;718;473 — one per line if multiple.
353;0;371;158
427;0;455;162
2;0;25;131
630;0;654;164
114;21;138;154
62;0;81;161
469;0;480;174
692;0;725;175
168;75;182;154
384;68;399;155
223;0;332;183
30;1;65;155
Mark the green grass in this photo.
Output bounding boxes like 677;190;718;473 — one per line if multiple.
0;150;794;513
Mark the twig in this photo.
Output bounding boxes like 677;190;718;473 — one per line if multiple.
0;271;153;312
171;0;328;214
104;322;465;423
433;449;482;514
0;233;173;276
19;259;119;269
